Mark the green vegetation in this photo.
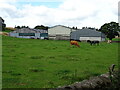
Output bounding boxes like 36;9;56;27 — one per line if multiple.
3;27;16;33
106;38;120;41
2;36;119;88
3;30;12;33
34;25;48;30
112;38;120;41
99;22;119;40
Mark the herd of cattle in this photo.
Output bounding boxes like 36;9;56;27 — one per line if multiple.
70;40;100;48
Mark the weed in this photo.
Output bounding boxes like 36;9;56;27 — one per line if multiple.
48;81;56;88
11;73;22;76
29;68;44;72
56;70;71;76
2;70;13;73
48;56;55;59
30;56;44;59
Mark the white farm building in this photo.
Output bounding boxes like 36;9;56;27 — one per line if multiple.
48;25;76;40
9;28;48;39
70;28;106;41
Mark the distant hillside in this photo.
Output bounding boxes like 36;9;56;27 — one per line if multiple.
4;27;16;32
0;32;9;36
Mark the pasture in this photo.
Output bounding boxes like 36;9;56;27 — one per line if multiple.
2;36;119;88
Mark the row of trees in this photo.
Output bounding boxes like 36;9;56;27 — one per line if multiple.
15;26;29;29
34;25;48;30
15;25;48;30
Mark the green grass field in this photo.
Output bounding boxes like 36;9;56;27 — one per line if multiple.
2;36;119;88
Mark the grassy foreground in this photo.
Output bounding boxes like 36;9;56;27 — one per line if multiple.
2;36;119;88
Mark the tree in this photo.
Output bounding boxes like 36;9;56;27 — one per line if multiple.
34;25;48;30
99;22;120;43
15;26;21;29
72;26;75;29
16;25;30;29
21;26;29;28
82;27;86;29
75;27;78;29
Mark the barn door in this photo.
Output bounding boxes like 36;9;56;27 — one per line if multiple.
56;35;62;40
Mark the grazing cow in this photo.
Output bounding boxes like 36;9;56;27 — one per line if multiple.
70;40;80;47
87;40;99;45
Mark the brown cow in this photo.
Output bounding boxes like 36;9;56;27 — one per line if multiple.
70;41;80;47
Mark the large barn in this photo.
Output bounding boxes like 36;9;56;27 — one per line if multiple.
9;28;48;39
70;28;106;41
48;25;76;40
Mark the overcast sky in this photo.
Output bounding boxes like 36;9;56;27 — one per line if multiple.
0;0;119;29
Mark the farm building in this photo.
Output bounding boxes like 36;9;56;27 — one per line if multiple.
9;28;48;39
0;17;6;31
70;28;106;41
48;25;76;40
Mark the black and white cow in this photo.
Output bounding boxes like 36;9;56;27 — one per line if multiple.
87;40;99;45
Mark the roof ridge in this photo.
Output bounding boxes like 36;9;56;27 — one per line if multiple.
50;25;73;29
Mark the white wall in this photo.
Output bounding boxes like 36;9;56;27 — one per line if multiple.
101;38;106;41
79;37;104;41
35;33;40;38
48;26;72;36
49;36;56;40
9;32;19;37
9;32;41;39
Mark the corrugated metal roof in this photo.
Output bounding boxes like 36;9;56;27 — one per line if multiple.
49;25;72;29
11;28;47;33
32;29;48;33
71;28;106;40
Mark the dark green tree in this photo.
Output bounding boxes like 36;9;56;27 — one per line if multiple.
15;26;29;29
21;26;29;28
34;25;48;30
15;26;21;29
75;27;78;29
99;22;120;42
82;27;86;29
72;26;75;29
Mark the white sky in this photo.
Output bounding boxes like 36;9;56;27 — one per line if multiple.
0;0;119;29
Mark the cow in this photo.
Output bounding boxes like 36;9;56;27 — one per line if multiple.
87;40;99;45
70;40;80;47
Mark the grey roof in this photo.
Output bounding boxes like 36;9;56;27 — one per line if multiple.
49;25;72;29
11;28;47;33
71;28;106;40
32;29;48;33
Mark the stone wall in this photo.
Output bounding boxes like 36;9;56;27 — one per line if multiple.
56;64;120;90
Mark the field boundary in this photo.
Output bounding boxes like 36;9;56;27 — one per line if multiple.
57;64;120;89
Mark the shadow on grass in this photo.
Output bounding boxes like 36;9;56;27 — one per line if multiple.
29;68;45;72
30;56;44;59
